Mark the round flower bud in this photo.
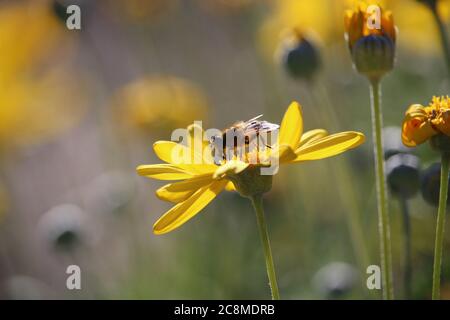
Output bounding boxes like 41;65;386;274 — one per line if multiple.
352;35;395;81
277;31;321;80
312;262;358;299
421;162;450;207
386;153;420;199
38;204;86;251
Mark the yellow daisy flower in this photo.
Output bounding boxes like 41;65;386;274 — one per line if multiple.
137;101;365;235
402;96;450;147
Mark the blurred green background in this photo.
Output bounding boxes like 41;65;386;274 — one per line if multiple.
1;0;450;300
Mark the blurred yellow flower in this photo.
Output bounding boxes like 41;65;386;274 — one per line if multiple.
115;76;209;134
402;96;450;147
0;1;85;152
137;102;365;235
391;0;449;55
0;1;63;84
0;71;86;152
259;0;337;60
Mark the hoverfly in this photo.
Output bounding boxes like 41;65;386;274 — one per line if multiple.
210;115;280;164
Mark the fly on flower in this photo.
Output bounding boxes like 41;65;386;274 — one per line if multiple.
209;115;280;166
137;101;365;235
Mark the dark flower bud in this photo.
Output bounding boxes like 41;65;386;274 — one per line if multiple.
278;30;321;80
312;262;358;299
386;153;420;198
421;162;450;207
38;204;86;252
352;35;395;81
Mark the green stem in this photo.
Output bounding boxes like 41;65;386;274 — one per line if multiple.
432;153;449;300
250;194;280;300
369;79;394;299
430;6;450;77
399;196;412;299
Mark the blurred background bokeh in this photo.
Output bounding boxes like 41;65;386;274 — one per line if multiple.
1;0;450;299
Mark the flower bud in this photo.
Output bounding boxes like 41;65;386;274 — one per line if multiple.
312;262;358;299
278;31;321;80
421;163;450;207
352;35;395;80
38;204;86;251
344;4;396;81
386;153;420;199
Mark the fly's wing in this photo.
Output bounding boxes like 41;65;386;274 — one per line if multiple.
243;118;280;149
243;119;279;136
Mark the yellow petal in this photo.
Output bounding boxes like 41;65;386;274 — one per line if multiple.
298;129;328;147
279;101;303;150
153;141;184;164
293;132;365;162
136;164;194;180
153;180;227;235
156;174;214;203
225;181;236;192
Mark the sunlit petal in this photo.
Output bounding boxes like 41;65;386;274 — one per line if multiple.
298;129;328;147
153;180;228;235
279;101;303;150
293;132;365;162
136;164;195;180
156;174;214;203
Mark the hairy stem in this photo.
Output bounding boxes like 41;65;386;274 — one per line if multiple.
369;79;394;299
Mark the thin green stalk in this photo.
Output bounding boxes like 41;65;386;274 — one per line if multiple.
432;153;450;300
399;196;412;299
430;6;450;76
250;194;280;300
369;79;394;299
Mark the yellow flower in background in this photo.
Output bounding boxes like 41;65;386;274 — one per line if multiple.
259;0;336;60
137;102;365;235
0;1;85;153
115;76;209;134
402;96;450;147
392;0;449;55
0;1;63;84
0;70;86;152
